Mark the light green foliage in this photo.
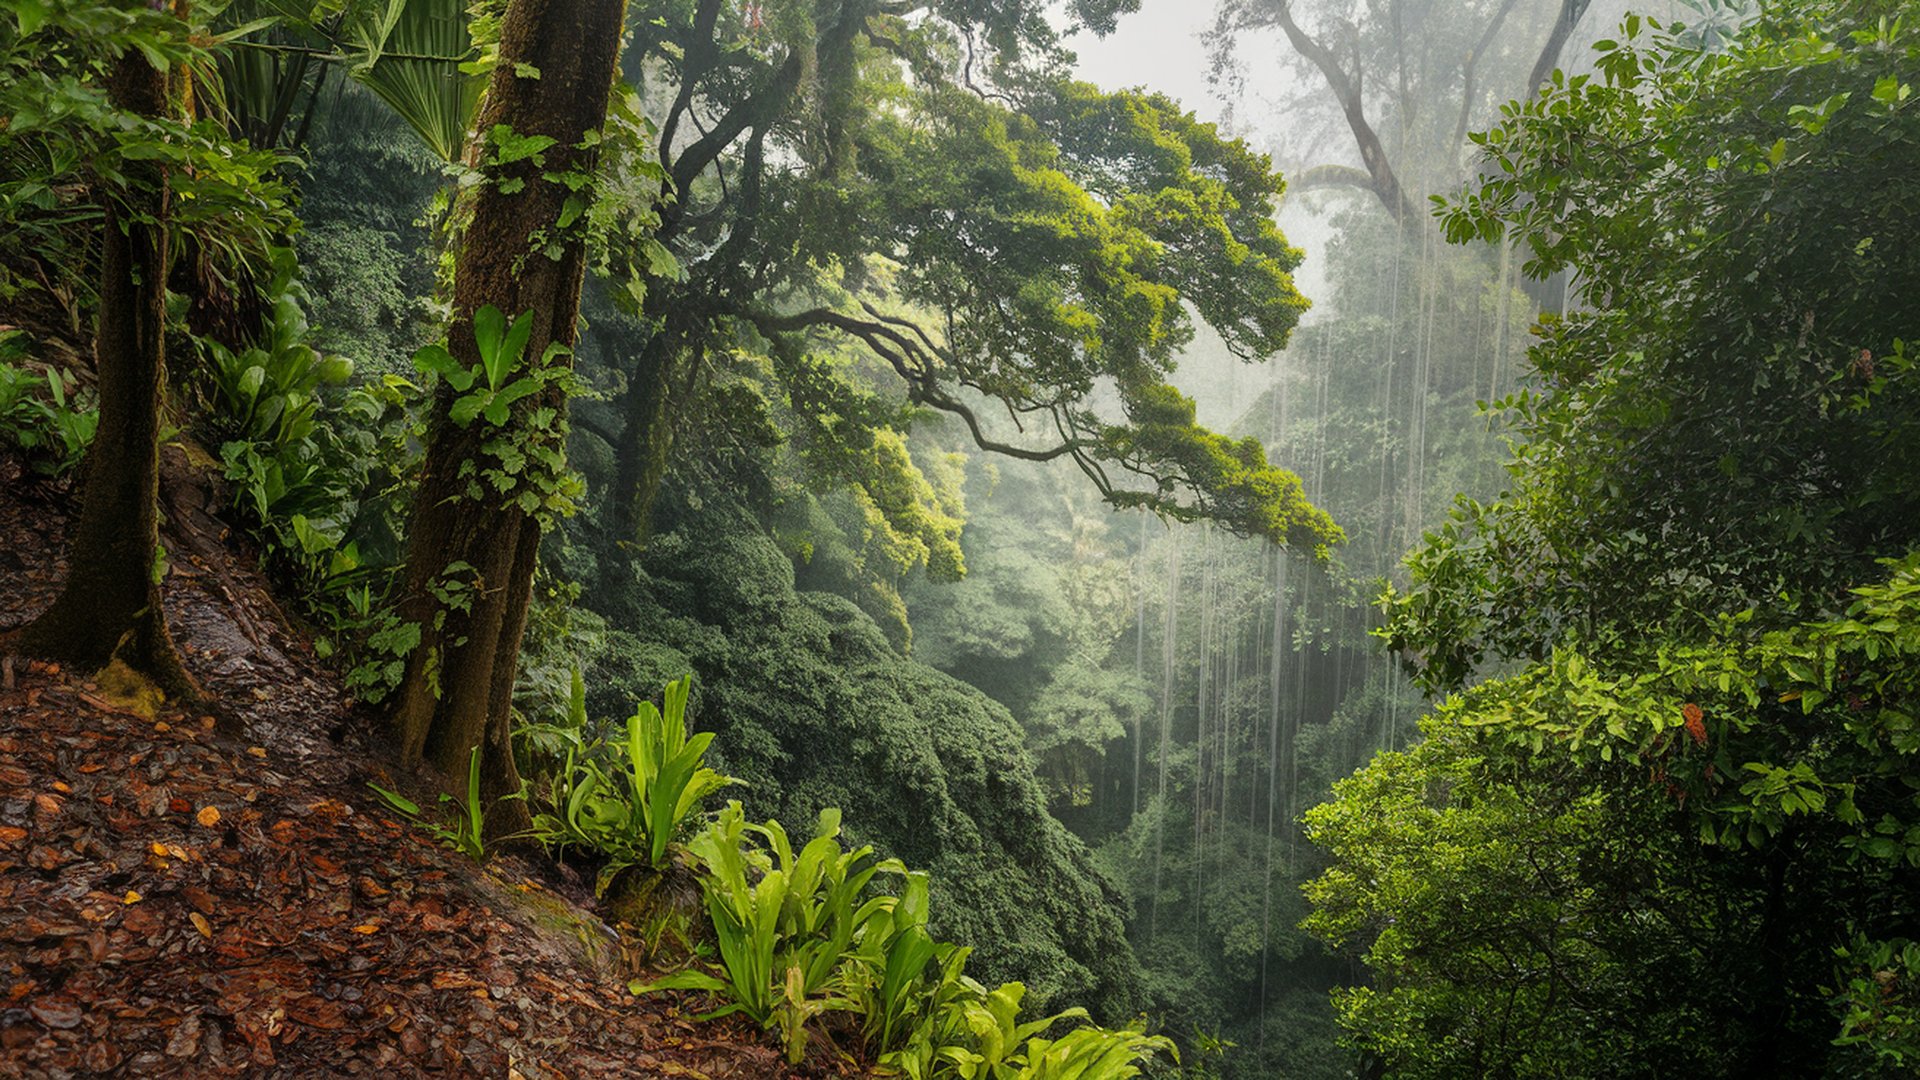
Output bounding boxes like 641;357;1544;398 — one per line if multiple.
414;305;549;427
531;673;737;890
369;746;489;862
777;404;968;648
639;801;1172;1077
412;305;583;523
201;287;354;452
203;262;361;551
639;801;905;1061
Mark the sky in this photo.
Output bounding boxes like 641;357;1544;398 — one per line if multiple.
1061;3;1223;118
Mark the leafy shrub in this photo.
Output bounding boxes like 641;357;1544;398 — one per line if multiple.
530;673;737;891
642;802;905;1060
639;801;1174;1077
0;336;96;476
192;252;424;702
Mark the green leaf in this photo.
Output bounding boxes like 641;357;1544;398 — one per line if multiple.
12;0;49;35
472;305;506;369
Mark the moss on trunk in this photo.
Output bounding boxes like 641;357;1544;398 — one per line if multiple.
388;0;630;833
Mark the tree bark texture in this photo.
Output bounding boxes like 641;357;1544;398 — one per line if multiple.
18;43;197;700
606;302;688;546
388;0;628;825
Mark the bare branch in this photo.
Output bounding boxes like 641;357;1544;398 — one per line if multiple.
1265;0;1418;222
1528;0;1593;92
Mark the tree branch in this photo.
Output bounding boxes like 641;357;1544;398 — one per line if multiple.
741;306;1089;465
1528;0;1593;92
1288;163;1380;196
1265;0;1418;222
1453;0;1523;166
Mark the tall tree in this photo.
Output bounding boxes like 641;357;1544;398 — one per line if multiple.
592;1;1339;557
1313;5;1920;1074
3;0;295;695
386;0;629;813
17;30;190;692
1211;0;1598;217
387;0;1345;811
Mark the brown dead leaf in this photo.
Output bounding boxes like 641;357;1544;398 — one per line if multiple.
28;996;83;1029
81;1040;121;1072
166;1015;202;1058
189;912;212;939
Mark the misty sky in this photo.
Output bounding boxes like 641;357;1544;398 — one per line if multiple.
1063;4;1223;119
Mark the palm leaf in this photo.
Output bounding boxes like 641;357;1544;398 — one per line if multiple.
346;0;480;161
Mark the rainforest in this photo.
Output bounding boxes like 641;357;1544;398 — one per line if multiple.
2;0;1918;1076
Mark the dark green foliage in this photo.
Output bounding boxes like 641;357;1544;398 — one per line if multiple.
1307;6;1920;1076
1390;0;1920;690
293;84;443;375
562;506;1144;1020
0;340;96;475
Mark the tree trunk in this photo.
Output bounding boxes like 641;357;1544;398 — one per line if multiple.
17;42;198;702
387;0;629;831
1527;0;1593;92
606;308;686;546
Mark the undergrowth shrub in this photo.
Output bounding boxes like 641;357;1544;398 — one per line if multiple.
529;672;737;892
638;794;1173;1075
192;249;421;702
611;724;1173;1076
0;332;95;476
515;672;1169;1077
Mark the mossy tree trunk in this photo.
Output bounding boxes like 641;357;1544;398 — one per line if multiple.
18;42;197;701
387;0;628;830
606;305;693;546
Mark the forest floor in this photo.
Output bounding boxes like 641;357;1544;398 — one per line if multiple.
0;454;811;1079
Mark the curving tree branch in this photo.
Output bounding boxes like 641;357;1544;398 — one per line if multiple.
1263;0;1417;221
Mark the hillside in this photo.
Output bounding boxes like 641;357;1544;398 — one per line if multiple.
0;463;802;1078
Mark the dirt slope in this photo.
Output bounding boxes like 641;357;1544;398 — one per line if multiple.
0;457;798;1079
